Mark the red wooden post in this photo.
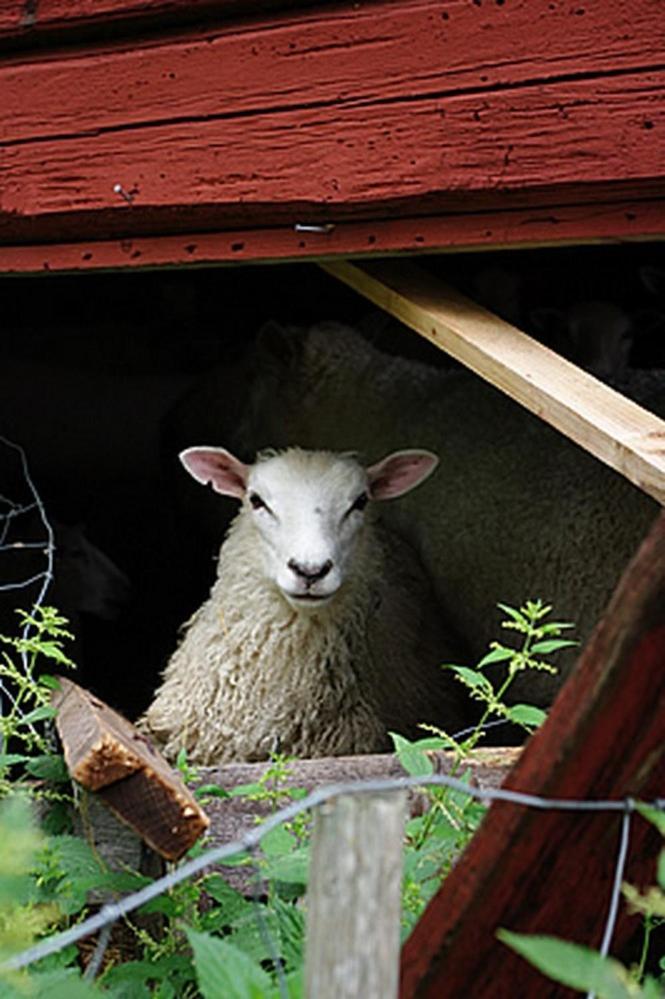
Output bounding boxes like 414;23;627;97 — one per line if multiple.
400;511;665;997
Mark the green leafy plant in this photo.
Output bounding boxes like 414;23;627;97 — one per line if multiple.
0;605;75;804
393;600;576;935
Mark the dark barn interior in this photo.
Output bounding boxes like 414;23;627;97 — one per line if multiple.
1;241;663;721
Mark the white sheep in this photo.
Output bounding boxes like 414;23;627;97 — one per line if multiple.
140;446;467;764
220;322;662;708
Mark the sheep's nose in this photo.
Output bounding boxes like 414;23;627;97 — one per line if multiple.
288;558;333;584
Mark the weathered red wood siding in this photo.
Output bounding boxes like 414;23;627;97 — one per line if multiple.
1;0;665;268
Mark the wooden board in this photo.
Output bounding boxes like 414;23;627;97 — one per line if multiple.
321;258;665;505
0;198;663;275
52;676;209;861
400;509;665;997
197;749;518;853
1;0;664;249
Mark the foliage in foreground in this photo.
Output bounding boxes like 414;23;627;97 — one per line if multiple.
1;600;661;997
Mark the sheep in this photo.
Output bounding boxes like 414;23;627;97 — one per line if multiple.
166;320;664;710
140;446;468;764
530;300;634;383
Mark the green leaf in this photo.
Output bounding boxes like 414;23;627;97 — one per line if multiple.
263;846;309;885
25;754;70;783
506;705;547;728
496;603;526;625
451;667;494;691
389;732;433;777
529;639;578;654
204;874;251;920
261;825;296;858
498;931;636;998
658;849;665;890
0;754;30;768
17;705;56;726
229;783;264;798
476;646;515;667
538;621;575;635
273;896;305;971
187;927;273;999
39;675;62;691
636;803;665;838
195;784;231;800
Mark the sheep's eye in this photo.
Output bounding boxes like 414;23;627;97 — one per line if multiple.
249;492;267;511
348;492;369;515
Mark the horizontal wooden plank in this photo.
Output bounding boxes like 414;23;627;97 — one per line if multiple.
321;259;665;504
401;509;665;996
4;0;662;145
2;67;665;244
196;749;518;891
0;0;320;44
0;198;663;274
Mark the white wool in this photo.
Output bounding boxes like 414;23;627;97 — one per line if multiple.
140;448;464;764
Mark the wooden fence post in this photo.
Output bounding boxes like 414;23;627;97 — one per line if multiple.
305;791;407;999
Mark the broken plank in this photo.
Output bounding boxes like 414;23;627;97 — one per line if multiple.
321;259;665;505
400;509;665;997
52;676;209;860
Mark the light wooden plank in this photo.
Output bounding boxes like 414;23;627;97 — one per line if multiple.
321;259;665;505
305;791;406;999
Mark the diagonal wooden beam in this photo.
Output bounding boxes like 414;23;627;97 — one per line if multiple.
321;259;665;505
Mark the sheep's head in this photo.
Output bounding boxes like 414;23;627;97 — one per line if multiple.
179;446;438;609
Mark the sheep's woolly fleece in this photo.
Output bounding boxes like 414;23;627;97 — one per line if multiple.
140;458;465;764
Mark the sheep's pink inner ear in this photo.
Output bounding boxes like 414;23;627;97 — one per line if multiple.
179;447;249;499
367;449;439;500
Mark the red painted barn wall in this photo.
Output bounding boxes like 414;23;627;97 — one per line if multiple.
0;0;664;268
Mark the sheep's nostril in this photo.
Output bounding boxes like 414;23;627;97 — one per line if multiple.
288;558;333;583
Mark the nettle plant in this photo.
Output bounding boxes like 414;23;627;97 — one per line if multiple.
393;599;577;934
6;598;659;998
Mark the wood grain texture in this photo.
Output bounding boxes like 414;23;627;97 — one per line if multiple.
322;258;665;504
0;198;663;275
400;510;665;998
1;0;664;246
196;750;517;891
52;677;209;860
305;792;407;999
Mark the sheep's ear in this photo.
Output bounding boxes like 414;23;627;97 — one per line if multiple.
179;447;249;499
367;449;439;500
255;320;299;371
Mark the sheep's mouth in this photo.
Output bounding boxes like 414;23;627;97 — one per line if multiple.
285;591;335;606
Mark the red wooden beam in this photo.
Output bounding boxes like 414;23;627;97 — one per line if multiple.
2;0;664;246
400;510;665;998
0;0;322;45
0;198;663;275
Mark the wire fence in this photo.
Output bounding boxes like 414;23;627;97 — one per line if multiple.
1;436;663;996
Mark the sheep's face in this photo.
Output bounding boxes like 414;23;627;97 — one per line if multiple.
245;451;371;608
180;445;439;611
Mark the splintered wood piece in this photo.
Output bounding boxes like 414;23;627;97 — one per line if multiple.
321;259;665;505
400;510;665;997
52;676;209;860
52;677;147;789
